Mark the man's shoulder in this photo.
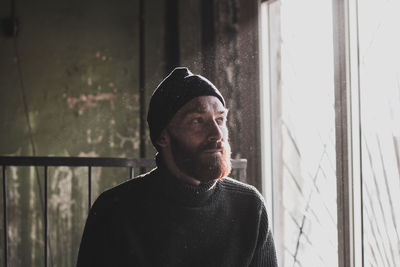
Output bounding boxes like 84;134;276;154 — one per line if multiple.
219;177;264;203
93;168;158;208
219;177;260;193
107;168;156;192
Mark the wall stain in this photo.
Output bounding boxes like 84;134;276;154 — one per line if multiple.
115;131;140;150
86;129;104;144
66;92;117;112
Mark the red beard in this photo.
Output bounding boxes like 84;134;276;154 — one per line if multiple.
169;136;232;183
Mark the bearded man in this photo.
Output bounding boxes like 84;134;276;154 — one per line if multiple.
77;67;278;267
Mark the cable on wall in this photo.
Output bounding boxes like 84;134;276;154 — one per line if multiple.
10;0;54;265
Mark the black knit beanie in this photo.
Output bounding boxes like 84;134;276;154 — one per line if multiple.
147;67;225;150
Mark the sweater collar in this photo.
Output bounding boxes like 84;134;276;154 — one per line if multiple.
154;153;219;206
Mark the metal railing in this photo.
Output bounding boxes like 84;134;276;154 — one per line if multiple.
0;156;247;267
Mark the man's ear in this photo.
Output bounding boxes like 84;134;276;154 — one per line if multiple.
156;129;169;148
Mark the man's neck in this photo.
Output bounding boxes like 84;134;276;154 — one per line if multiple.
158;151;202;186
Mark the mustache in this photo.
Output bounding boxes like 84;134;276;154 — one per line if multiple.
200;141;224;151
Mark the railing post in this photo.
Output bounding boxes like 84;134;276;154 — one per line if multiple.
88;166;92;210
44;166;48;267
3;165;8;267
130;167;134;179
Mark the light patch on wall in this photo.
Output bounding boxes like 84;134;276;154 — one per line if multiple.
86;129;103;144
9;166;20;202
95;51;112;61
115;131;139;150
8;166;21;254
50;166;73;221
66;92;117;113
122;94;139;111
109;119;116;148
225;64;234;84
28;111;39;132
28;166;40;263
78;151;99;157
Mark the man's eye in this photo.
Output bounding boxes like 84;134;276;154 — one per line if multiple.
216;117;225;125
192;117;203;124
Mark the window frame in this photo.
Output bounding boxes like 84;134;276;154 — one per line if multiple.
260;0;364;266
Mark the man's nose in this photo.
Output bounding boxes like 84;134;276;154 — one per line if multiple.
207;119;223;142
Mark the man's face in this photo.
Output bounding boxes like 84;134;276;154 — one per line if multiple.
162;96;232;183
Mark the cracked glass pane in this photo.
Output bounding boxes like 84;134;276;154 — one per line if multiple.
358;1;400;266
262;0;338;266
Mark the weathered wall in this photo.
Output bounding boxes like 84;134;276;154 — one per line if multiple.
214;0;261;188
0;0;165;266
0;0;260;266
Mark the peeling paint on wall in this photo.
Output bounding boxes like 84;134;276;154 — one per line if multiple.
116;131;140;150
0;0;177;266
50;167;73;219
66;92;117;112
86;129;103;144
9;167;20;205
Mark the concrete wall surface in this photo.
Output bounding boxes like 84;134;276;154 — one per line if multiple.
0;0;260;266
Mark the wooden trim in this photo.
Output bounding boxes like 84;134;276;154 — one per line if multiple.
332;0;360;266
266;1;283;265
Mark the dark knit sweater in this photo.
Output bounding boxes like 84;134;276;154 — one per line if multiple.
77;164;278;267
